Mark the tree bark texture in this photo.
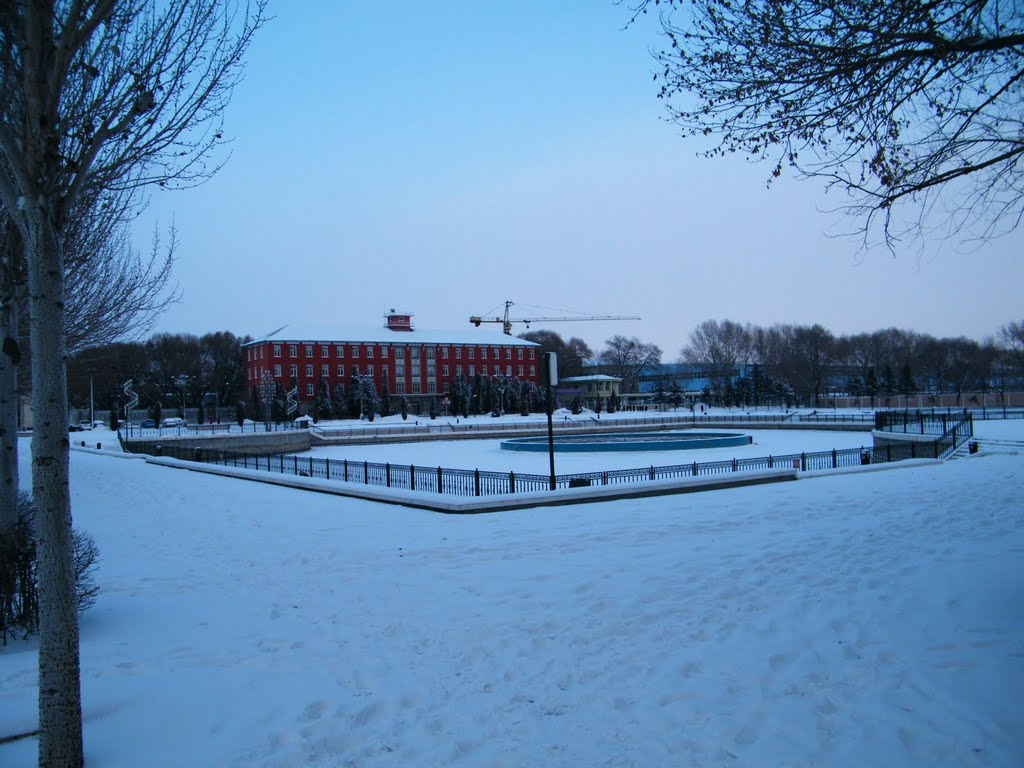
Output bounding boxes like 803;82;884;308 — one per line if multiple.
28;213;83;768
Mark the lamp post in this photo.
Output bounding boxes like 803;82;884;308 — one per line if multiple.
544;352;558;491
89;369;94;428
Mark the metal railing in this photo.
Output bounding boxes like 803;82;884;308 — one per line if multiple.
135;416;972;498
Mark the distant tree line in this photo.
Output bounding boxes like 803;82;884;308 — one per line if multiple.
66;331;250;423
680;319;1024;408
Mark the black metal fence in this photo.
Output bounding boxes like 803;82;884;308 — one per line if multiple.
874;409;975;435
134;414;972;498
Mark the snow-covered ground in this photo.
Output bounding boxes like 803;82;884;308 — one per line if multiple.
2;420;1022;767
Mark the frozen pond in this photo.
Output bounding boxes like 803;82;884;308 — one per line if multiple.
299;428;874;474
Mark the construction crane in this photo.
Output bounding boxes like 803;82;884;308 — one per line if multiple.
469;301;640;336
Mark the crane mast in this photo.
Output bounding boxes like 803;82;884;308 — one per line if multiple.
469;301;640;335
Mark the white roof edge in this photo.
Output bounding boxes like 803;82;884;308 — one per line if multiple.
243;328;540;347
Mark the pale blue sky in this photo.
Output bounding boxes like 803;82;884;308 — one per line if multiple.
134;1;1024;355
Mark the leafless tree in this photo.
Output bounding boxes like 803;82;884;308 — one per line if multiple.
599;335;663;393
681;319;754;399
635;0;1024;246
0;2;266;763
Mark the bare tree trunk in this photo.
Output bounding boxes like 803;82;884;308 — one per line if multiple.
0;294;17;530
27;215;82;767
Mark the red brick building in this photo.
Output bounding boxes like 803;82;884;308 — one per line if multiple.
243;311;541;405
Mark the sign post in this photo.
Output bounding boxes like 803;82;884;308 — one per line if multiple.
543;352;558;490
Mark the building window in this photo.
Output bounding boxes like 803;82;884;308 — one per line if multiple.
367;346;374;359
442;348;449;359
530;365;536;377
273;345;281;357
468;348;475;360
306;384;314;397
426;348;435;360
427;363;436;378
412;381;421;394
289;345;297;357
337;364;345;377
290;364;297;378
351;345;359;358
305;364;313;377
493;348;500;360
396;381;406;394
352;364;359;376
529;349;536;360
321;365;329;377
517;366;523;376
442;365;449;377
517;348;524;359
367;365;374;377
305;345;313;357
382;346;389;359
411;363;420;378
455;348;462;359
396;363;405;377
456;365;463;376
506;365;512;375
336;345;344;358
469;365;475;376
382;365;388;378
443;383;450;393
395;346;405;358
273;364;281;377
321;345;329;357
505;348;512;360
481;348;487;360
427;381;436;394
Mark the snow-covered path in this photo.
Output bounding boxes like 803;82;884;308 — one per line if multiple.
1;424;1022;767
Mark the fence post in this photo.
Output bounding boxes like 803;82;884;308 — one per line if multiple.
732;458;738;472
386;463;391;487
410;464;415;491
692;461;698;476
437;466;443;494
344;459;349;482
325;458;330;480
911;442;917;459
801;453;806;471
474;469;481;496
768;455;773;468
602;471;608;485
832;449;837;469
364;461;369;484
509;471;516;493
886;444;892;462
293;455;298;474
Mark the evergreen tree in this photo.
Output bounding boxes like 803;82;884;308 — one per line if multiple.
236;400;246;426
594;396;603;414
400;396;409;420
898;363;917;397
471;374;483;415
653;384;667;410
429;396;438;419
865;368;880;404
315;378;333;422
272;384;286;424
332;383;347;419
881;364;898;397
346;377;362;418
570;396;582;415
380;383;392;417
668;382;683;410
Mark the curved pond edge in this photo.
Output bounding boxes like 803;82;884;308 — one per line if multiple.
500;431;752;453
